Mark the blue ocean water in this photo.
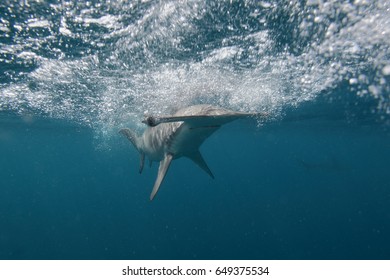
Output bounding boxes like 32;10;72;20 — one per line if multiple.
0;1;390;260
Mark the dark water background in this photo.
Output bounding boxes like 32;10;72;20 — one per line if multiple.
1;1;390;259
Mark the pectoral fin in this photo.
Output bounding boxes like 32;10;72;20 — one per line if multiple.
186;150;214;179
150;154;173;201
120;128;145;174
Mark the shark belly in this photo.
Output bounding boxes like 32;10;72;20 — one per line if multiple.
142;121;182;161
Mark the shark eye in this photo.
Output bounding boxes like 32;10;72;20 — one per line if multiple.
145;116;156;126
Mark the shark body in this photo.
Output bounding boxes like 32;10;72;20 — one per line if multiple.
120;104;264;200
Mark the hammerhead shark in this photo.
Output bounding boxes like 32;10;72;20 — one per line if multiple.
120;104;265;200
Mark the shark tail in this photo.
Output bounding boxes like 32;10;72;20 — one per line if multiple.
120;128;145;173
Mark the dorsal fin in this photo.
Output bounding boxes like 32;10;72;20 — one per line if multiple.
186;150;214;179
150;154;173;201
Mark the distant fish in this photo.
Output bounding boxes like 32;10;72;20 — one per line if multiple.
120;104;266;200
